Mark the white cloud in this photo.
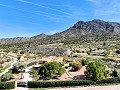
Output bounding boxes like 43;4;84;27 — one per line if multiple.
92;0;120;21
16;0;72;16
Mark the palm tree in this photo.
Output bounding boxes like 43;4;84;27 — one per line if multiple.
19;65;25;79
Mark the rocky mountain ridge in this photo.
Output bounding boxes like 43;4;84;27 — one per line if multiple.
0;19;120;45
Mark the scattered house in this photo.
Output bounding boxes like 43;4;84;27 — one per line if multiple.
91;50;105;56
0;51;6;57
39;56;64;64
79;48;89;53
73;58;81;63
117;54;120;58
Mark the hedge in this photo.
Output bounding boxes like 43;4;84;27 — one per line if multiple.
0;81;15;89
28;80;94;88
28;78;120;88
96;78;120;84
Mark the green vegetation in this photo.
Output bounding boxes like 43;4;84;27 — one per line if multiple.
70;62;82;71
28;80;94;88
1;72;13;82
17;56;21;61
27;61;37;67
28;77;120;88
96;78;120;84
38;62;65;80
12;62;26;74
116;49;120;54
19;64;25;79
1;64;10;72
0;81;15;89
81;59;89;66
30;69;40;81
85;61;110;81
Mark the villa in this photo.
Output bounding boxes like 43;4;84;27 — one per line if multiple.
39;56;64;64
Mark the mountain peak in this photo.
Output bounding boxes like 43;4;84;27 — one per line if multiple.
92;19;106;22
31;33;47;40
0;19;120;45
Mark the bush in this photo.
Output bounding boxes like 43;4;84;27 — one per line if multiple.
0;61;4;64
81;59;89;66
1;64;10;72
28;80;94;88
20;50;25;54
27;61;37;67
1;72;13;82
116;50;120;54
0;81;15;89
96;78;120;84
71;63;82;71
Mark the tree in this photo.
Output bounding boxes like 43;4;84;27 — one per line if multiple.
12;62;26;78
39;62;65;80
1;73;13;82
81;59;89;66
19;65;25;79
30;68;38;77
71;63;82;71
116;49;120;54
17;56;21;61
85;61;109;81
20;50;25;54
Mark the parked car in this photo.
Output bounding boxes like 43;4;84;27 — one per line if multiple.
17;82;27;87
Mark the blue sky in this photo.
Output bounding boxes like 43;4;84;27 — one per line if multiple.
0;0;120;38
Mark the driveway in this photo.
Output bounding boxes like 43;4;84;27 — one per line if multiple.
60;66;86;80
22;66;33;81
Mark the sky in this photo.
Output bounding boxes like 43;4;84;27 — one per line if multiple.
0;0;120;38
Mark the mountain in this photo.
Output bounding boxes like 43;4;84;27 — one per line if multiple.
31;33;47;40
0;33;47;45
0;19;120;45
44;19;120;44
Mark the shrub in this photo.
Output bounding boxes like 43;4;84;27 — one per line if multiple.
81;59;89;66
96;78;120;84
1;73;13;82
27;61;37;67
12;62;26;74
0;81;15;89
28;80;94;88
116;50;120;54
1;64;10;72
20;50;25;54
0;61;4;64
71;63;82;71
30;68;38;77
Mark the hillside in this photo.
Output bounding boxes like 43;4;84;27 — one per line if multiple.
0;19;120;45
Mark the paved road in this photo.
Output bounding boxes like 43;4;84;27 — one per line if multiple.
48;85;120;90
